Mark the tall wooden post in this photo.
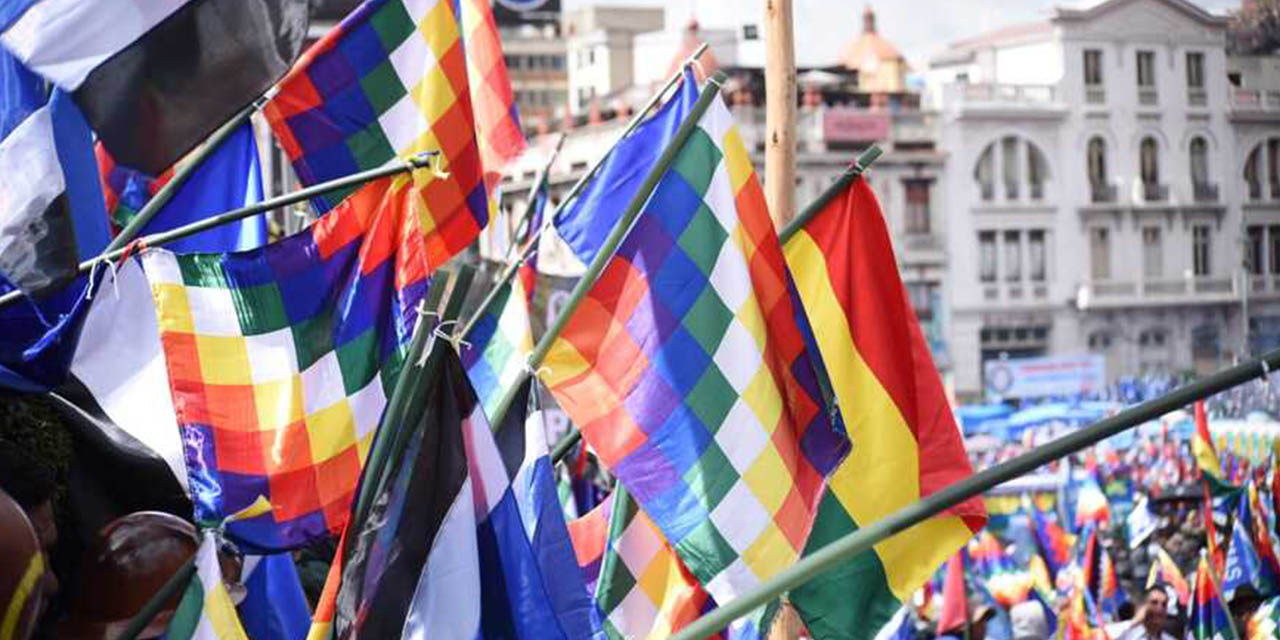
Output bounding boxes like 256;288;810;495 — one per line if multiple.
764;0;797;229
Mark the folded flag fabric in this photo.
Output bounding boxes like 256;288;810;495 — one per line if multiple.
322;339;599;638
543;93;849;603
237;553;312;640
0;49;109;298
265;0;488;273
493;379;602;636
1194;400;1223;480
1191;554;1232;640
95;123;267;253
458;0;526;189
1029;505;1073;581
568;492;615;594
554;68;698;264
1147;546;1191;607
141;174;432;552
782;174;985;640
595;485;734;640
1247;596;1280;640
0;0;309;174
518;180;550;303
935;553;967;635
166;530;249;640
1223;482;1279;599
461;276;534;420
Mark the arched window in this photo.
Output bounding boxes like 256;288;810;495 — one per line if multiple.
1244;137;1280;201
1087;137;1108;201
1190;136;1213;201
975;146;994;201
973;136;1051;203
1140;136;1163;201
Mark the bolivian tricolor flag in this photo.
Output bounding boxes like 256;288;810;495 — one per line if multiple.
1193;400;1223;480
784;174;986;639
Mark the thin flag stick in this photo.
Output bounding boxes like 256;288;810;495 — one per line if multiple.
482;72;727;441
672;347;1280;640
0;152;439;311
454;43;710;343
546;144;883;466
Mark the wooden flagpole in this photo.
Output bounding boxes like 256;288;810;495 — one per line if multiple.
764;0;797;229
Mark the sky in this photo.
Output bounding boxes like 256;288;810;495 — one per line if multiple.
563;0;1242;68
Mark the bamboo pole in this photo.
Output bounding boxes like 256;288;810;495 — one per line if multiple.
672;347;1280;640
764;0;797;229
546;144;883;467
483;73;727;438
454;43;709;343
0;152;439;311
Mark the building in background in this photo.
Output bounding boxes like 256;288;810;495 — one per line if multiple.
926;0;1280;400
494;0;568;129
563;6;665;114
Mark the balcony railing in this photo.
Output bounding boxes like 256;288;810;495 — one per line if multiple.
1090;183;1117;204
1082;276;1237;306
1138;87;1158;106
1193;182;1219;203
1230;87;1280;112
1142;182;1168;202
1085;87;1105;104
944;83;1060;109
1188;89;1208;107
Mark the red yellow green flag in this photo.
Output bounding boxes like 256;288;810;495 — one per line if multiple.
783;175;987;639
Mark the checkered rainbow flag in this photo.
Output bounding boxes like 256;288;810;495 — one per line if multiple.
461;276;534;419
459;0;526;190
264;0;488;271
542;94;849;603
142;177;430;551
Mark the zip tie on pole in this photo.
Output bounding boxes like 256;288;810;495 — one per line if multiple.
524;361;552;379
432;319;468;351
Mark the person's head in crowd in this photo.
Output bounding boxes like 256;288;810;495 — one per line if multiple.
0;488;49;640
1117;600;1136;621
0;443;57;554
58;512;198;639
1138;585;1170;636
1010;600;1049;640
1229;584;1263;634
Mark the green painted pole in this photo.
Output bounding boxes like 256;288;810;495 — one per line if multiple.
107;104;258;253
455;43;709;343
777;145;881;245
113;554;196;640
501;132;565;265
0;152;439;311
672;347;1280;640
484;72;728;439
546;144;885;467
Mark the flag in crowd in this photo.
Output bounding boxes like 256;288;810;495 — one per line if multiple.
263;0;489;272
542;92;849;607
462;277;534;420
1;0;310;174
165;531;250;640
782;166;985;639
517;180;550;304
1191;553;1232;640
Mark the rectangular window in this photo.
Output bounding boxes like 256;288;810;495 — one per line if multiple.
1186;52;1205;88
1143;227;1162;279
1084;49;1103;85
1248;226;1264;275
1004;230;1022;282
1090;227;1111;280
1137;50;1156;86
1271;225;1280;275
904;179;931;234
979;231;997;283
1192;225;1211;276
1029;230;1046;282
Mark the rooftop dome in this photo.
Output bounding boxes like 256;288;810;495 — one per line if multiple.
839;6;905;71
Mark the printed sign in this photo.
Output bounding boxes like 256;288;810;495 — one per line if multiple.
983;354;1106;399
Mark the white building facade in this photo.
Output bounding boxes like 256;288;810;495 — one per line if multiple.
928;0;1280;400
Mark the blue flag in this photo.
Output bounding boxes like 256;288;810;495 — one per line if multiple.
0;48;110;390
1223;489;1278;599
101;122;267;253
553;68;698;264
237;553;311;640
